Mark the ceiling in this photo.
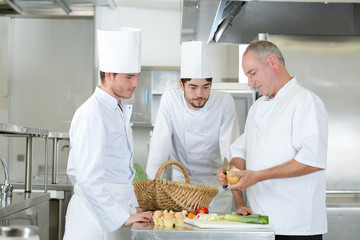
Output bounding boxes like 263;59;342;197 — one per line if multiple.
0;0;181;17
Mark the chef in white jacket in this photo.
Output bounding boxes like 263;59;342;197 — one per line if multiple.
63;28;152;240
146;41;240;213
217;41;328;239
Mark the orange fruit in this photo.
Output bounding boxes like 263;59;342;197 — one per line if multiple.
226;168;240;184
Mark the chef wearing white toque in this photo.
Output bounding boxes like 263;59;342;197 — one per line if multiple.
146;41;241;213
64;28;152;240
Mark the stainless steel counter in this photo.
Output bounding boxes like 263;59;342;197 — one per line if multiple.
325;191;360;240
0;123;48;137
131;222;274;240
0;192;50;219
0;192;50;239
12;177;73;240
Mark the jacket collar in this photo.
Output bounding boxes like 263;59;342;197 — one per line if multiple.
95;86;120;108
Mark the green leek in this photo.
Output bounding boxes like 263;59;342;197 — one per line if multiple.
133;162;147;181
224;214;269;224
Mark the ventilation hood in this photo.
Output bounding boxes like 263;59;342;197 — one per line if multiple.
181;0;360;44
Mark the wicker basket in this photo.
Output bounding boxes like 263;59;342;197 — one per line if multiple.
133;160;219;212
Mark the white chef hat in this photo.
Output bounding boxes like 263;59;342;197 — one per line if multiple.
97;28;142;73
180;41;212;79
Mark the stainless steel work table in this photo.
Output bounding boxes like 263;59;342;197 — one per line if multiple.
12;176;73;240
131;222;275;240
0;192;50;219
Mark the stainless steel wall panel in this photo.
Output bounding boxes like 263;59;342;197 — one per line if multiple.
267;34;360;190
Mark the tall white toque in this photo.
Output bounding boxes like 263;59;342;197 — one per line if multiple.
97;28;142;73
180;41;212;79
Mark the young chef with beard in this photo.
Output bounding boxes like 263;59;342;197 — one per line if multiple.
217;41;328;240
63;28;152;240
146;41;241;213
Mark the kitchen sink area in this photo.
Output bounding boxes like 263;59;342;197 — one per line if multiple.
0;123;51;239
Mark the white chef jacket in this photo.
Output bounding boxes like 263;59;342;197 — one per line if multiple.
64;87;138;238
231;78;328;235
146;89;240;212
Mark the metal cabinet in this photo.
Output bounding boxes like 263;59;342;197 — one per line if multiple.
325;191;360;240
123;67;180;126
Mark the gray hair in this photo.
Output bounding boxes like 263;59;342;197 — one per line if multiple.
245;41;285;66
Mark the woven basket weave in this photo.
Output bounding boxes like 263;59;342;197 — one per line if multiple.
133;160;219;212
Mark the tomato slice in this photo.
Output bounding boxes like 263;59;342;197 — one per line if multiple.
195;207;209;215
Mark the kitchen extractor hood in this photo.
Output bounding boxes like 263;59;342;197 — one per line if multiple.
181;0;360;44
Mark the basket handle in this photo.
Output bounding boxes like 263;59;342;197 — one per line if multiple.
154;160;190;184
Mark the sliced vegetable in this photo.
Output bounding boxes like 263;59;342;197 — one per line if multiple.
224;214;269;224
197;213;224;221
186;213;195;219
195;207;209;215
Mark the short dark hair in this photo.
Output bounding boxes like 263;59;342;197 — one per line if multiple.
180;78;213;86
100;71;118;82
100;71;105;82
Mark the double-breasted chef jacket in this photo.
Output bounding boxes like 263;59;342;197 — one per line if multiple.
64;87;138;239
231;78;328;235
146;89;240;212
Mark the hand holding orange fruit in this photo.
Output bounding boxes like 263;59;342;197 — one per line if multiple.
226;168;241;184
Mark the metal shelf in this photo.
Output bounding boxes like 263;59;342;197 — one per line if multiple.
0;122;49;193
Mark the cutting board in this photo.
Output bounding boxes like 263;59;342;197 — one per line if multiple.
184;218;272;229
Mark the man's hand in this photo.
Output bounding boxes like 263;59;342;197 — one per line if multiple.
123;212;153;227
136;207;144;213
216;167;228;187
228;169;258;191
236;205;253;216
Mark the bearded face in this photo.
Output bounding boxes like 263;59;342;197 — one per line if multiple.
181;78;211;110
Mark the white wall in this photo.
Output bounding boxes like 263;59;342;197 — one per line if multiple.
0;17;10;170
8;18;94;180
95;6;181;68
207;44;239;82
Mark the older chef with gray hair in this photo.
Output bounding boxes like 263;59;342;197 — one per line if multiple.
64;28;152;240
146;41;240;213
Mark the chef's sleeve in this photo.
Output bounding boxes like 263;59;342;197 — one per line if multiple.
230;133;247;160
292;92;328;169
70;112;130;232
146;91;174;179
219;94;241;160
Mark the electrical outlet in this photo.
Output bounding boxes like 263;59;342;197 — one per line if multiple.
17;154;24;162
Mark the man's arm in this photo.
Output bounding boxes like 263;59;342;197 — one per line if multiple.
145;91;174;179
217;157;252;215
228;159;324;190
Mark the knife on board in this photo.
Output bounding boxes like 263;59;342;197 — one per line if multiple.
222;157;230;190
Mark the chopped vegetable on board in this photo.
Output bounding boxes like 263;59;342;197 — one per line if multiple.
195;207;209;215
197;213;224;221
224;214;269;224
185;213;195;219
